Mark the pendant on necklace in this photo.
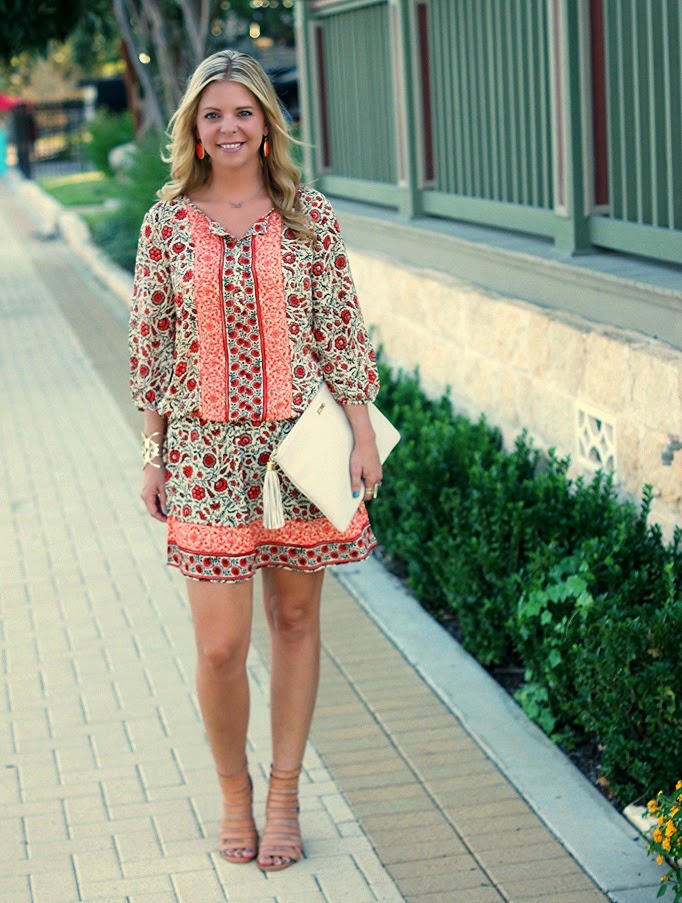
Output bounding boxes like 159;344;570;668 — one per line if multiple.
228;187;263;209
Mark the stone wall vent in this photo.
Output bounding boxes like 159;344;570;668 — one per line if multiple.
577;406;616;471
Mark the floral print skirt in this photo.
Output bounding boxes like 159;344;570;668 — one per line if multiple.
165;415;377;582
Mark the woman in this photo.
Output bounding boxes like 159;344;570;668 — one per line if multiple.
129;50;382;871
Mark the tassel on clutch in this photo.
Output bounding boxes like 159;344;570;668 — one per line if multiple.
262;461;285;530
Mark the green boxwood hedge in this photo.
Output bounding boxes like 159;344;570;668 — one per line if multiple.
372;361;682;806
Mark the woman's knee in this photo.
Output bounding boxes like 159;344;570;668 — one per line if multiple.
188;579;253;680
263;569;323;641
268;597;320;642
196;635;248;681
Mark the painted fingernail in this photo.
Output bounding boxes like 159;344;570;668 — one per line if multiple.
352;491;359;498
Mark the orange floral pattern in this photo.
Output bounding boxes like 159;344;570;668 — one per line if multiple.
187;206;228;419
168;509;375;581
252;212;293;420
130;188;379;421
129;188;380;581
164;415;376;581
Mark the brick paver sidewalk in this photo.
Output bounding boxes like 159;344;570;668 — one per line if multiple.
0;180;611;902
0;186;402;903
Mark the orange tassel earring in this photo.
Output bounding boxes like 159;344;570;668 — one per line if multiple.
195;139;205;160
262;136;270;158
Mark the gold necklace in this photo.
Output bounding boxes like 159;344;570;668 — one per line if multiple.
226;186;264;209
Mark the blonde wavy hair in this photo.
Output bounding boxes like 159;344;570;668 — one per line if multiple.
159;49;312;240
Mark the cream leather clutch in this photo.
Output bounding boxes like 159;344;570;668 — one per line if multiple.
264;381;401;532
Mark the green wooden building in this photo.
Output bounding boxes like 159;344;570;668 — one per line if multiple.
295;0;682;529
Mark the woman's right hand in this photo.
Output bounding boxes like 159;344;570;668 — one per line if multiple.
141;465;168;523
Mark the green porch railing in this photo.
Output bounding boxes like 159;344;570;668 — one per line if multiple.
589;0;682;263
422;0;556;239
301;0;682;265
315;1;396;187
427;0;553;205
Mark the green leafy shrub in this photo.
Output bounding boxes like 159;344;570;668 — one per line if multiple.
90;132;169;272
515;552;596;738
370;364;503;616
513;482;682;799
435;437;556;666
84;110;136;176
574;545;682;803
372;361;682;804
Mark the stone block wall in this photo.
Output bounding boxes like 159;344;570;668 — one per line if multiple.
350;248;682;536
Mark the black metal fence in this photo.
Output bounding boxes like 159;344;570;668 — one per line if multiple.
13;99;89;179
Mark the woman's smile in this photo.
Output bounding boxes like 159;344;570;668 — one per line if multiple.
216;140;244;152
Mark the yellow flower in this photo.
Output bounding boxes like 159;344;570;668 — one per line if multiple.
654;828;663;843
666;821;676;838
672;806;680;818
648;799;659;813
658;816;665;827
675;780;682;790
657;854;665;864
662;838;671;852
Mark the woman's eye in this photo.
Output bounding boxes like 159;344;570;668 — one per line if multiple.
204;112;218;120
237;110;252;117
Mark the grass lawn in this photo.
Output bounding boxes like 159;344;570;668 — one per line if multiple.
80;208;118;232
38;171;117;207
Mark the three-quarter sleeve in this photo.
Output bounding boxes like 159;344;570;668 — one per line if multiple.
129;206;176;412
310;200;379;405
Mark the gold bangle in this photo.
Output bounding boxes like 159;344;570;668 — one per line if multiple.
142;431;164;469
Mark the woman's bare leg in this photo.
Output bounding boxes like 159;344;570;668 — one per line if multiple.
186;577;258;862
258;567;324;869
186;577;254;776
261;568;324;770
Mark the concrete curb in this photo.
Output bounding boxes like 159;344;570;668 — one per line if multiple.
6;168;133;308
337;556;666;903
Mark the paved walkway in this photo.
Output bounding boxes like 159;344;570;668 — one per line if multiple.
0;178;649;902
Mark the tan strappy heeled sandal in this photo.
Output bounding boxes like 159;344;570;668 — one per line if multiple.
257;765;303;871
217;765;258;864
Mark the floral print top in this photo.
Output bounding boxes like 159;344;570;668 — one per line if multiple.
129;187;379;422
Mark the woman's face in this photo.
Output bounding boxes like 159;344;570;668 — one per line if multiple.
195;79;268;169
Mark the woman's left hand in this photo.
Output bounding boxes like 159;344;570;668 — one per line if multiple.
350;436;382;502
342;402;383;502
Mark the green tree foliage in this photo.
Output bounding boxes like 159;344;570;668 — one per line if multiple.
0;0;86;61
69;0;122;75
224;0;295;45
1;0;295;128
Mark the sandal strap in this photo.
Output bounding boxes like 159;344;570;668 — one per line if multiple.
217;765;258;858
258;766;303;866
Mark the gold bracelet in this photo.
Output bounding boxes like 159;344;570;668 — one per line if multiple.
142;431;164;469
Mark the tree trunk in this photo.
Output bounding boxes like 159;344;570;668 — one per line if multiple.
111;0;165;132
139;0;183;117
120;40;142;132
178;0;212;67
